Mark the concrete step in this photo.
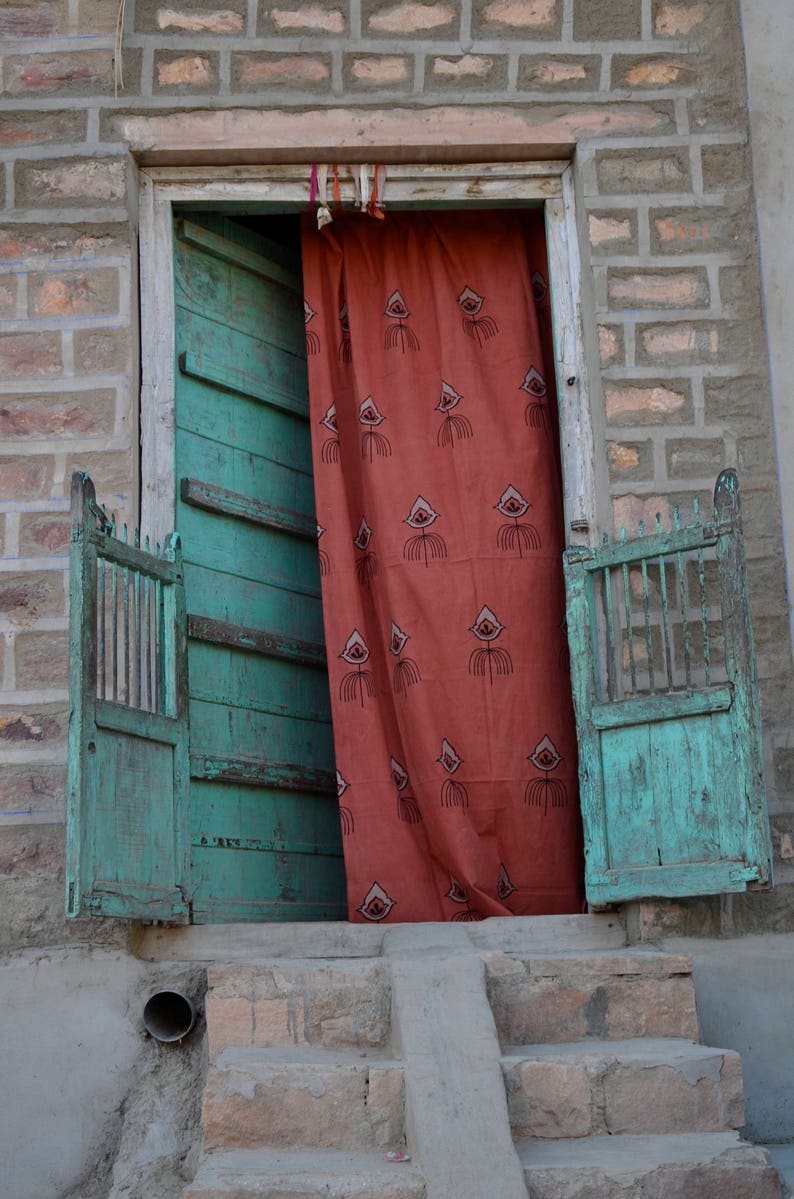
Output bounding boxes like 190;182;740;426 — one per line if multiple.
202;1047;405;1152
518;1131;782;1198
503;1037;744;1138
184;1148;426;1199
486;948;699;1046
204;958;392;1059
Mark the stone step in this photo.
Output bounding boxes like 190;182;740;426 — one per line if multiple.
518;1131;782;1198
184;1148;426;1199
204;958;391;1059
202;1048;405;1152
486;948;699;1045
503;1037;744;1138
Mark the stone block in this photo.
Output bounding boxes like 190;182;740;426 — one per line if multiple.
666;437;725;479
518;54;601;90
605;380;693;426
15;631;69;688
0;276;17;318
596;148;690;194
718;264;763;317
0;332;61;379
134;0;247;33
612;55;699;89
0;572;65;619
3;49;140;97
607;268;709;310
701;142;752;192
232;52;332;89
14;158;127;207
653;1;708;38
505;1059;593;1138
650;204;746;255
0;457;51;499
363;0;459;36
598;324;624;366
428;54;507;90
703;374;770;426
738;434;778;481
28;269;119;319
607;439;653;482
0;706;68;748
61;451;134;494
472;0;561;38
0;111;85;149
343;54;413;88
0;2;66;37
636;321;722;366
154;52;219;91
75;0;122;33
0;224;129;264
587;210;637;255
0;390;116;439
0;821;64;870
604;1055;744;1134
74;327;132;374
367;1064;405;1148
573;0;640;39
19;513;71;555
257;2;347;34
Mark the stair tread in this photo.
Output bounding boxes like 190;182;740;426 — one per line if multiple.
503;1036;734;1062
213;1045;400;1068
517;1131;773;1172
187;1147;424;1188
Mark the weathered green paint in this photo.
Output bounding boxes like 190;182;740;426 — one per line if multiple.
66;472;190;920
174;213;345;922
564;469;773;905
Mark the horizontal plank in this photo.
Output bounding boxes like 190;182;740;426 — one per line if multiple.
182;562;325;641
191;834;342;857
177;218;303;295
179;349;309;422
587;859;763;904
95;699;183;744
565;521;729;571
190;753;335;794
180;476;316;540
89;532;181;581
591;684;732;730
189;896;348;923
188;613;325;666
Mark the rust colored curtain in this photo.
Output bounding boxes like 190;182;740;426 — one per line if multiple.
301;209;583;923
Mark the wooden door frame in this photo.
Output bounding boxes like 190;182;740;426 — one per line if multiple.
138;161;602;549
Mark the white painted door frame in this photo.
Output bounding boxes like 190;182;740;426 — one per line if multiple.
138;161;599;548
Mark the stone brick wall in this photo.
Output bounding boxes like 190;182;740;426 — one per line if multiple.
1;0;792;941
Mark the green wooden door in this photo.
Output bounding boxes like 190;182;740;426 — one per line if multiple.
563;470;773;905
174;214;346;921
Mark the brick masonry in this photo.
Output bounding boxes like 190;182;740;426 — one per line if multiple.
0;0;792;929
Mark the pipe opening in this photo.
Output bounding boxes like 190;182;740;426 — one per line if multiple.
143;990;197;1043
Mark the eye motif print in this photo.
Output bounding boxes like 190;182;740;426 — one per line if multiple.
497;863;516;902
339;629;376;706
320;403;340;464
357;880;396;922
384;289;420;352
520;365;550;432
316;524;331;577
531;269;552;340
403;496;447;566
391;756;422;824
444;873;483;922
436;381;473;448
338;300;352;364
495;485;541;557
389;621;421;697
359;396;391;463
468;605;514;684
353;517;378;584
457;285;499;346
558;612;570;672
438;738;469;809
525;734;567;815
336;770;354;835
304;300;320;356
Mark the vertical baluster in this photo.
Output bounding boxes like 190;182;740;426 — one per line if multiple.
620;527;638;696
656;515;675;691
133;528;141;708
603;565;618;701
639;522;656;693
98;555;106;700
122;524;130;705
674;507;693;689
694;497;711;686
111;534;118;704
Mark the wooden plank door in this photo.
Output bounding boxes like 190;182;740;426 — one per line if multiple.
563;470;773;905
66;473;190;920
174;213;346;922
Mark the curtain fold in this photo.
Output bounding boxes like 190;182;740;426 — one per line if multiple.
301;209;583;923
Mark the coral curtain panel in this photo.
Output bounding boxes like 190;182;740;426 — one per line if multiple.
301;209;583;923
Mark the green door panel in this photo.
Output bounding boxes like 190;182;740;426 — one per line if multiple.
564;469;773;906
174;212;345;922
